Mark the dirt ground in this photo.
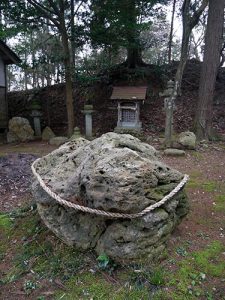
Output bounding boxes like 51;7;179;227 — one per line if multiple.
164;144;225;247
0;139;224;300
0;141;56;212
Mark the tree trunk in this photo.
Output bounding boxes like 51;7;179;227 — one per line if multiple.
168;0;176;64
55;63;61;83
46;58;51;86
41;74;45;87
61;24;75;136
174;0;208;95
31;34;37;89
125;0;143;68
70;0;75;70
24;69;28;90
24;51;28;90
195;0;225;140
190;34;201;61
174;24;191;94
126;47;143;68
26;0;75;136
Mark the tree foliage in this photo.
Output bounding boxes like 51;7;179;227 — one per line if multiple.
2;0;224;138
89;0;169;67
1;0;79;135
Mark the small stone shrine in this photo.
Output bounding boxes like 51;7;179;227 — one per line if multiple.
110;86;147;131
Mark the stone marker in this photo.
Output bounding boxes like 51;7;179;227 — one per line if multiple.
42;126;55;141
7;117;34;143
32;132;189;263
49;136;68;146
164;148;186;156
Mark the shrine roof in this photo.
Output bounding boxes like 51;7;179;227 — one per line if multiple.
110;86;147;100
0;40;21;64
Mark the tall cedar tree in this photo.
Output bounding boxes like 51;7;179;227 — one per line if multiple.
195;0;225;140
27;0;75;136
89;0;168;68
174;0;208;95
168;0;176;64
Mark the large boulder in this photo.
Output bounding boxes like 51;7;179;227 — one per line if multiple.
7;117;34;143
32;132;189;263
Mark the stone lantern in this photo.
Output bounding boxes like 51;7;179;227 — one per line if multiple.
30;100;42;137
82;104;95;138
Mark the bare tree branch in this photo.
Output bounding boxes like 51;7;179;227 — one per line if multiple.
219;41;225;67
190;0;209;28
28;0;56;16
75;0;85;15
48;0;61;15
27;0;59;27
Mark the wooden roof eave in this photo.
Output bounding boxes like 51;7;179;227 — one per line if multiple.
0;40;21;65
110;86;147;101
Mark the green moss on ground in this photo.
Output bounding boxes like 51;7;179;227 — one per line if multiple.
0;213;13;230
187;177;218;192
1;206;225;300
215;194;225;212
55;272;150;300
0;208;165;299
166;241;225;299
0;213;13;259
0;208;85;286
191;152;204;160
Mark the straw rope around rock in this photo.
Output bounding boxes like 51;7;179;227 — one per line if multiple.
31;158;189;219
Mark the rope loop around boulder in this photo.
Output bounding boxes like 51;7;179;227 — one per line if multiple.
31;158;189;219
